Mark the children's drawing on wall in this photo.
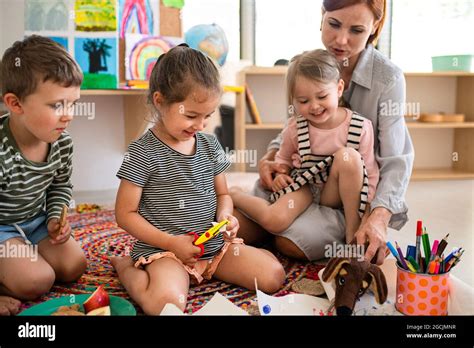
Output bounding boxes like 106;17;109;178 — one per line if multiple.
119;0;160;38
75;38;118;89
125;34;174;80
25;0;69;31
49;36;69;50
75;0;117;32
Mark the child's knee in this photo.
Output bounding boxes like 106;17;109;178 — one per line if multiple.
333;147;363;172
11;268;55;300
256;260;285;293
142;288;186;315
261;213;290;235
55;253;87;282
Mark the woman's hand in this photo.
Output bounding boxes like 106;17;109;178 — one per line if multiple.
354;207;392;265
218;214;240;242
168;234;202;267
272;174;294;192
259;159;288;190
47;218;71;245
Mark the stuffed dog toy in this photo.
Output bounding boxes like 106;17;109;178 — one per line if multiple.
321;257;388;315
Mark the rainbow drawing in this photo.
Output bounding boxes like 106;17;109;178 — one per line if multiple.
119;0;157;39
127;35;172;80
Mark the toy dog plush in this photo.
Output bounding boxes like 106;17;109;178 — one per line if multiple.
321;257;388;316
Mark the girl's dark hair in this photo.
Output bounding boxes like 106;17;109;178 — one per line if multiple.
147;44;221;106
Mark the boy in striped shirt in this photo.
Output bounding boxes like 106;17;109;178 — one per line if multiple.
0;35;86;315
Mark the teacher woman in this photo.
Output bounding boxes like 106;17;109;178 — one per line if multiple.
234;0;414;265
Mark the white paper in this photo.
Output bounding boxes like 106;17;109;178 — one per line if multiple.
160;292;248;316
193;292;248;316
255;280;331;315
211;221;231;237
160;303;185;315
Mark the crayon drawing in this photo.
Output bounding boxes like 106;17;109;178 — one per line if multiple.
49;36;69;50
25;0;69;31
75;38;118;89
125;34;174;80
119;0;159;38
75;0;117;32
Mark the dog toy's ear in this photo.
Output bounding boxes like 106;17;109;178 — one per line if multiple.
322;257;350;282
367;264;388;304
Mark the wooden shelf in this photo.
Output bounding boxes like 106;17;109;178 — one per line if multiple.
411;168;474;180
246;123;284;130
404;71;474;77
241;66;288;75
245;122;474;130
80;85;244;96
240;66;474;78
407;122;474;129
235;66;474;179
80;89;147;96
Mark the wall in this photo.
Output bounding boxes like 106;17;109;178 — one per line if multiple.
1;0;126;192
67;96;125;191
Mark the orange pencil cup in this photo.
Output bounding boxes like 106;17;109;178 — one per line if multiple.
395;264;449;316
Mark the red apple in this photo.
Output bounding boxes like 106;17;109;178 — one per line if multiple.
86;306;111;316
83;285;110;313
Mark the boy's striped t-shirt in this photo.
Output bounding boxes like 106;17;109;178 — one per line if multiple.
117;130;231;261
0;115;73;225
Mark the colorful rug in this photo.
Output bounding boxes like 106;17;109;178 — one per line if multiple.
20;209;326;315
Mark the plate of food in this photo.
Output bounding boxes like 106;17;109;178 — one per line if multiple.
18;285;136;316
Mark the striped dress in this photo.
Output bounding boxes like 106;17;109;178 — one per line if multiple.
0;115;73;225
117;130;231;262
270;113;369;217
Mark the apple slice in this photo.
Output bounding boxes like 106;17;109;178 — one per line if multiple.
83;285;110;314
86;306;111;316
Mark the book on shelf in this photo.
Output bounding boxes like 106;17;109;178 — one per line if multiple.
245;83;262;124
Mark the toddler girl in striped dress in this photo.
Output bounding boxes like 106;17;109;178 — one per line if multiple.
231;49;380;245
111;44;285;315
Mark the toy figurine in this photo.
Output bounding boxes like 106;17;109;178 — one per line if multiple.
321;257;388;315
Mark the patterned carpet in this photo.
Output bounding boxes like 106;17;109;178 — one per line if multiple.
20;209;326;315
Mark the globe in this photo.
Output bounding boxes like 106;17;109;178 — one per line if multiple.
184;23;229;66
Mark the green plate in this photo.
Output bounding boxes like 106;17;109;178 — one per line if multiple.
18;294;136;316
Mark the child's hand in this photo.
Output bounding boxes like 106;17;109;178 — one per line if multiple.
47;218;72;245
218;214;239;242
272;174;294;192
168;234;202;267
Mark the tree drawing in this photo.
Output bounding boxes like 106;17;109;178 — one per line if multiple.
82;39;112;73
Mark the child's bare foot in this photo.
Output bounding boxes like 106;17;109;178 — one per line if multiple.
110;256;134;273
0;296;21;316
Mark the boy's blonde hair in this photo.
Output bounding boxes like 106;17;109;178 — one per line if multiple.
286;49;341;107
0;35;83;101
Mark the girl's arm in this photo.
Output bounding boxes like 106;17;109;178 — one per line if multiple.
115;179;173;249
274;116;298;168
214;173;239;240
